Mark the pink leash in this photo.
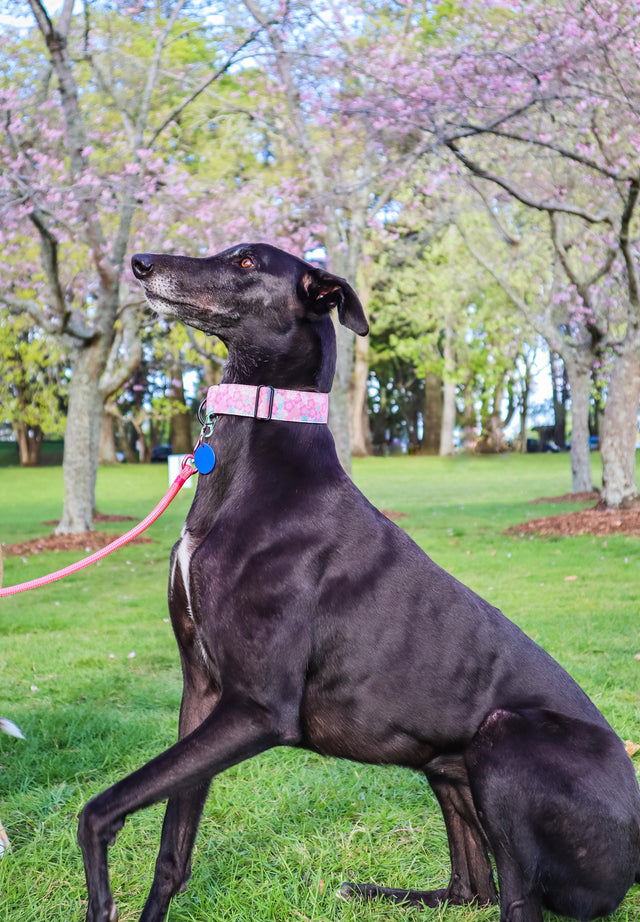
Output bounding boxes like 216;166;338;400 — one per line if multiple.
0;455;196;598
1;384;328;599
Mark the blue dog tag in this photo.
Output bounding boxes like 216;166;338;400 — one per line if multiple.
194;443;216;474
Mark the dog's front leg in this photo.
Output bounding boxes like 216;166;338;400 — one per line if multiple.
139;781;211;922
139;678;220;922
78;693;284;922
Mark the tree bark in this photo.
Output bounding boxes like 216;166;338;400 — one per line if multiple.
349;329;371;457
564;356;594;494
14;424;43;466
56;343;105;534
423;372;442;454
329;322;356;472
600;331;640;507
99;413;118;465
440;315;456;456
518;378;529;454
551;352;568;450
169;367;193;454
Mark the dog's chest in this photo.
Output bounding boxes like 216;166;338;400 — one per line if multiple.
170;527;196;613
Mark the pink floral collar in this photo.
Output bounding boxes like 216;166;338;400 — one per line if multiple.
205;384;329;424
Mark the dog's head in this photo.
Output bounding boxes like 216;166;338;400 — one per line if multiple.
132;243;368;336
132;242;368;390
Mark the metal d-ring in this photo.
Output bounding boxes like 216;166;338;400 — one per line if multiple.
197;397;207;426
197;397;217;438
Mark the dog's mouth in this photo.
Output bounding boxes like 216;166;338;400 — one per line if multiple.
139;285;237;338
141;289;196;317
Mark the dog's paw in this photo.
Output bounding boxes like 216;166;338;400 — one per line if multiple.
340;882;356;901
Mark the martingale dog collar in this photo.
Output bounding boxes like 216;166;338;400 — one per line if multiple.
205;383;329;424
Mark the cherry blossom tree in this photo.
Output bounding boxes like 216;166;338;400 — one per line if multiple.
225;0;444;469
354;0;639;505
0;0;257;531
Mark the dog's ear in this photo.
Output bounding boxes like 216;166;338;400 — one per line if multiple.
299;267;369;336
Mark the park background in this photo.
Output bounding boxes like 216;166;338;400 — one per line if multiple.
2;1;640;920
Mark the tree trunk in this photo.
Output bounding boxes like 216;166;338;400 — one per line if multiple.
14;424;43;466
518;377;529;454
551;352;568;450
169;368;193;454
600;332;640;508
349;328;371;458
440;382;456;456
440;315;456;456
329;322;356;473
325;235;364;474
423;372;442;454
477;377;508;453
56;343;105;534
99;412;119;465
564;356;594;494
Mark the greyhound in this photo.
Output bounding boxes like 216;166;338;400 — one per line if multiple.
78;242;640;922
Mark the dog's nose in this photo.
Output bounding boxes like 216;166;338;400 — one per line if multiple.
131;254;154;279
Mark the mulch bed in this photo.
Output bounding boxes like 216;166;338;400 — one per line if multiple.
4;496;640;556
529;491;600;505
505;492;640;538
3;513;150;557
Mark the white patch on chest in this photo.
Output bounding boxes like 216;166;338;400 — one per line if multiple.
172;526;196;619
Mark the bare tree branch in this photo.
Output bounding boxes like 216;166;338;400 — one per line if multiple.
148;30;262;146
100;305;143;399
28;0;115;293
456;124;626;182
465;177;520;246
548;213;607;345
185;326;225;366
454;220;562;350
446;141;615;226
28;211;67;318
620;174;640;309
111;0;190;272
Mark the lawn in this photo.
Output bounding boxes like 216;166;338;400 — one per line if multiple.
1;453;639;922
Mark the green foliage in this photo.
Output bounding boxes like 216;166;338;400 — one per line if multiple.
1;457;640;920
368;223;535;447
0;310;67;438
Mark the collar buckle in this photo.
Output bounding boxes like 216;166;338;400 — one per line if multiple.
254;385;275;421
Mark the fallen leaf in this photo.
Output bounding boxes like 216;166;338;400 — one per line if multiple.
625;740;640;757
564;575;578;581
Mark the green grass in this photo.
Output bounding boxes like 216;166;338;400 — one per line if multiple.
1;454;639;921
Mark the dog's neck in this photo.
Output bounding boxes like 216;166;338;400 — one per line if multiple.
222;315;336;393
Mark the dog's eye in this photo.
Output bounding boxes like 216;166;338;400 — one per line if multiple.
240;256;254;269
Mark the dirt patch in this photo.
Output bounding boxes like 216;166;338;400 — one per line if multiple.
382;509;408;522
506;501;640;538
3;531;151;557
529;491;600;505
41;513;137;527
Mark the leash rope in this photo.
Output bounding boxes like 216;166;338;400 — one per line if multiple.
2;383;328;599
0;455;197;598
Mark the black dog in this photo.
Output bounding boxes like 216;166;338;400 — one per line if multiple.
78;243;640;922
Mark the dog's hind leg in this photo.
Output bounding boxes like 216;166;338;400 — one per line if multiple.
342;754;497;909
426;754;498;905
466;708;640;922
